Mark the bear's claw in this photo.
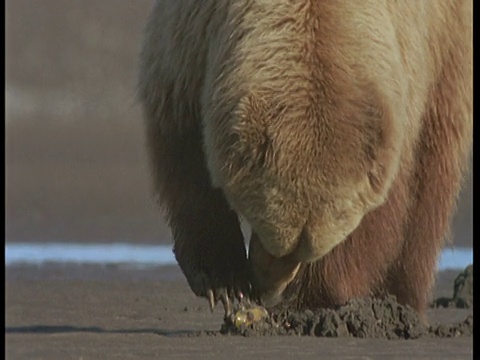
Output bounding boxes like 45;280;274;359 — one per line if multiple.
206;287;245;317
207;289;215;312
219;288;233;317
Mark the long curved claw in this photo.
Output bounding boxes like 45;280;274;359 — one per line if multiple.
219;289;233;318
207;289;215;312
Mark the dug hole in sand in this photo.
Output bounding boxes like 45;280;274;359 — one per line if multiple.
221;265;473;339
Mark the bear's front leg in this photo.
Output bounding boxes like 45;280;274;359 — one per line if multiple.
144;120;250;317
172;191;250;316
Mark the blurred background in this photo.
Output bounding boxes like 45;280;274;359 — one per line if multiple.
5;0;168;244
5;0;472;248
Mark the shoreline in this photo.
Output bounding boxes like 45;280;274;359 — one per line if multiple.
5;243;473;274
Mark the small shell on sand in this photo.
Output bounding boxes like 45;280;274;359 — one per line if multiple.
233;304;269;328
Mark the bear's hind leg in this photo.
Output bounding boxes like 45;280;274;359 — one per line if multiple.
145;120;249;315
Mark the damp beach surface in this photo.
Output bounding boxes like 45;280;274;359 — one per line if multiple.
5;263;473;359
5;244;474;359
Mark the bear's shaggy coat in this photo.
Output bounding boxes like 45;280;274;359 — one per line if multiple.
138;0;472;319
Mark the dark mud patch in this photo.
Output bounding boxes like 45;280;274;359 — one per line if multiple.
432;264;473;309
221;296;425;339
221;296;473;339
220;265;473;339
428;315;473;338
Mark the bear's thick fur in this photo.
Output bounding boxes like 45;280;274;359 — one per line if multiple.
138;0;472;319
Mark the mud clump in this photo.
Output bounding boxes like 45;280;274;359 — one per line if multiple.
429;315;473;338
432;264;473;309
221;295;427;339
221;266;474;339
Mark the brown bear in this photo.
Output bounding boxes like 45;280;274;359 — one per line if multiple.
138;0;472;321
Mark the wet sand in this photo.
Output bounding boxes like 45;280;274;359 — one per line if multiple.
5;264;473;359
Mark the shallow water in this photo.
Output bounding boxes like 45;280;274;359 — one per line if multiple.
4;243;472;271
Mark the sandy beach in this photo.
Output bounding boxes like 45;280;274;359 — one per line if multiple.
5;1;473;359
5;264;473;359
